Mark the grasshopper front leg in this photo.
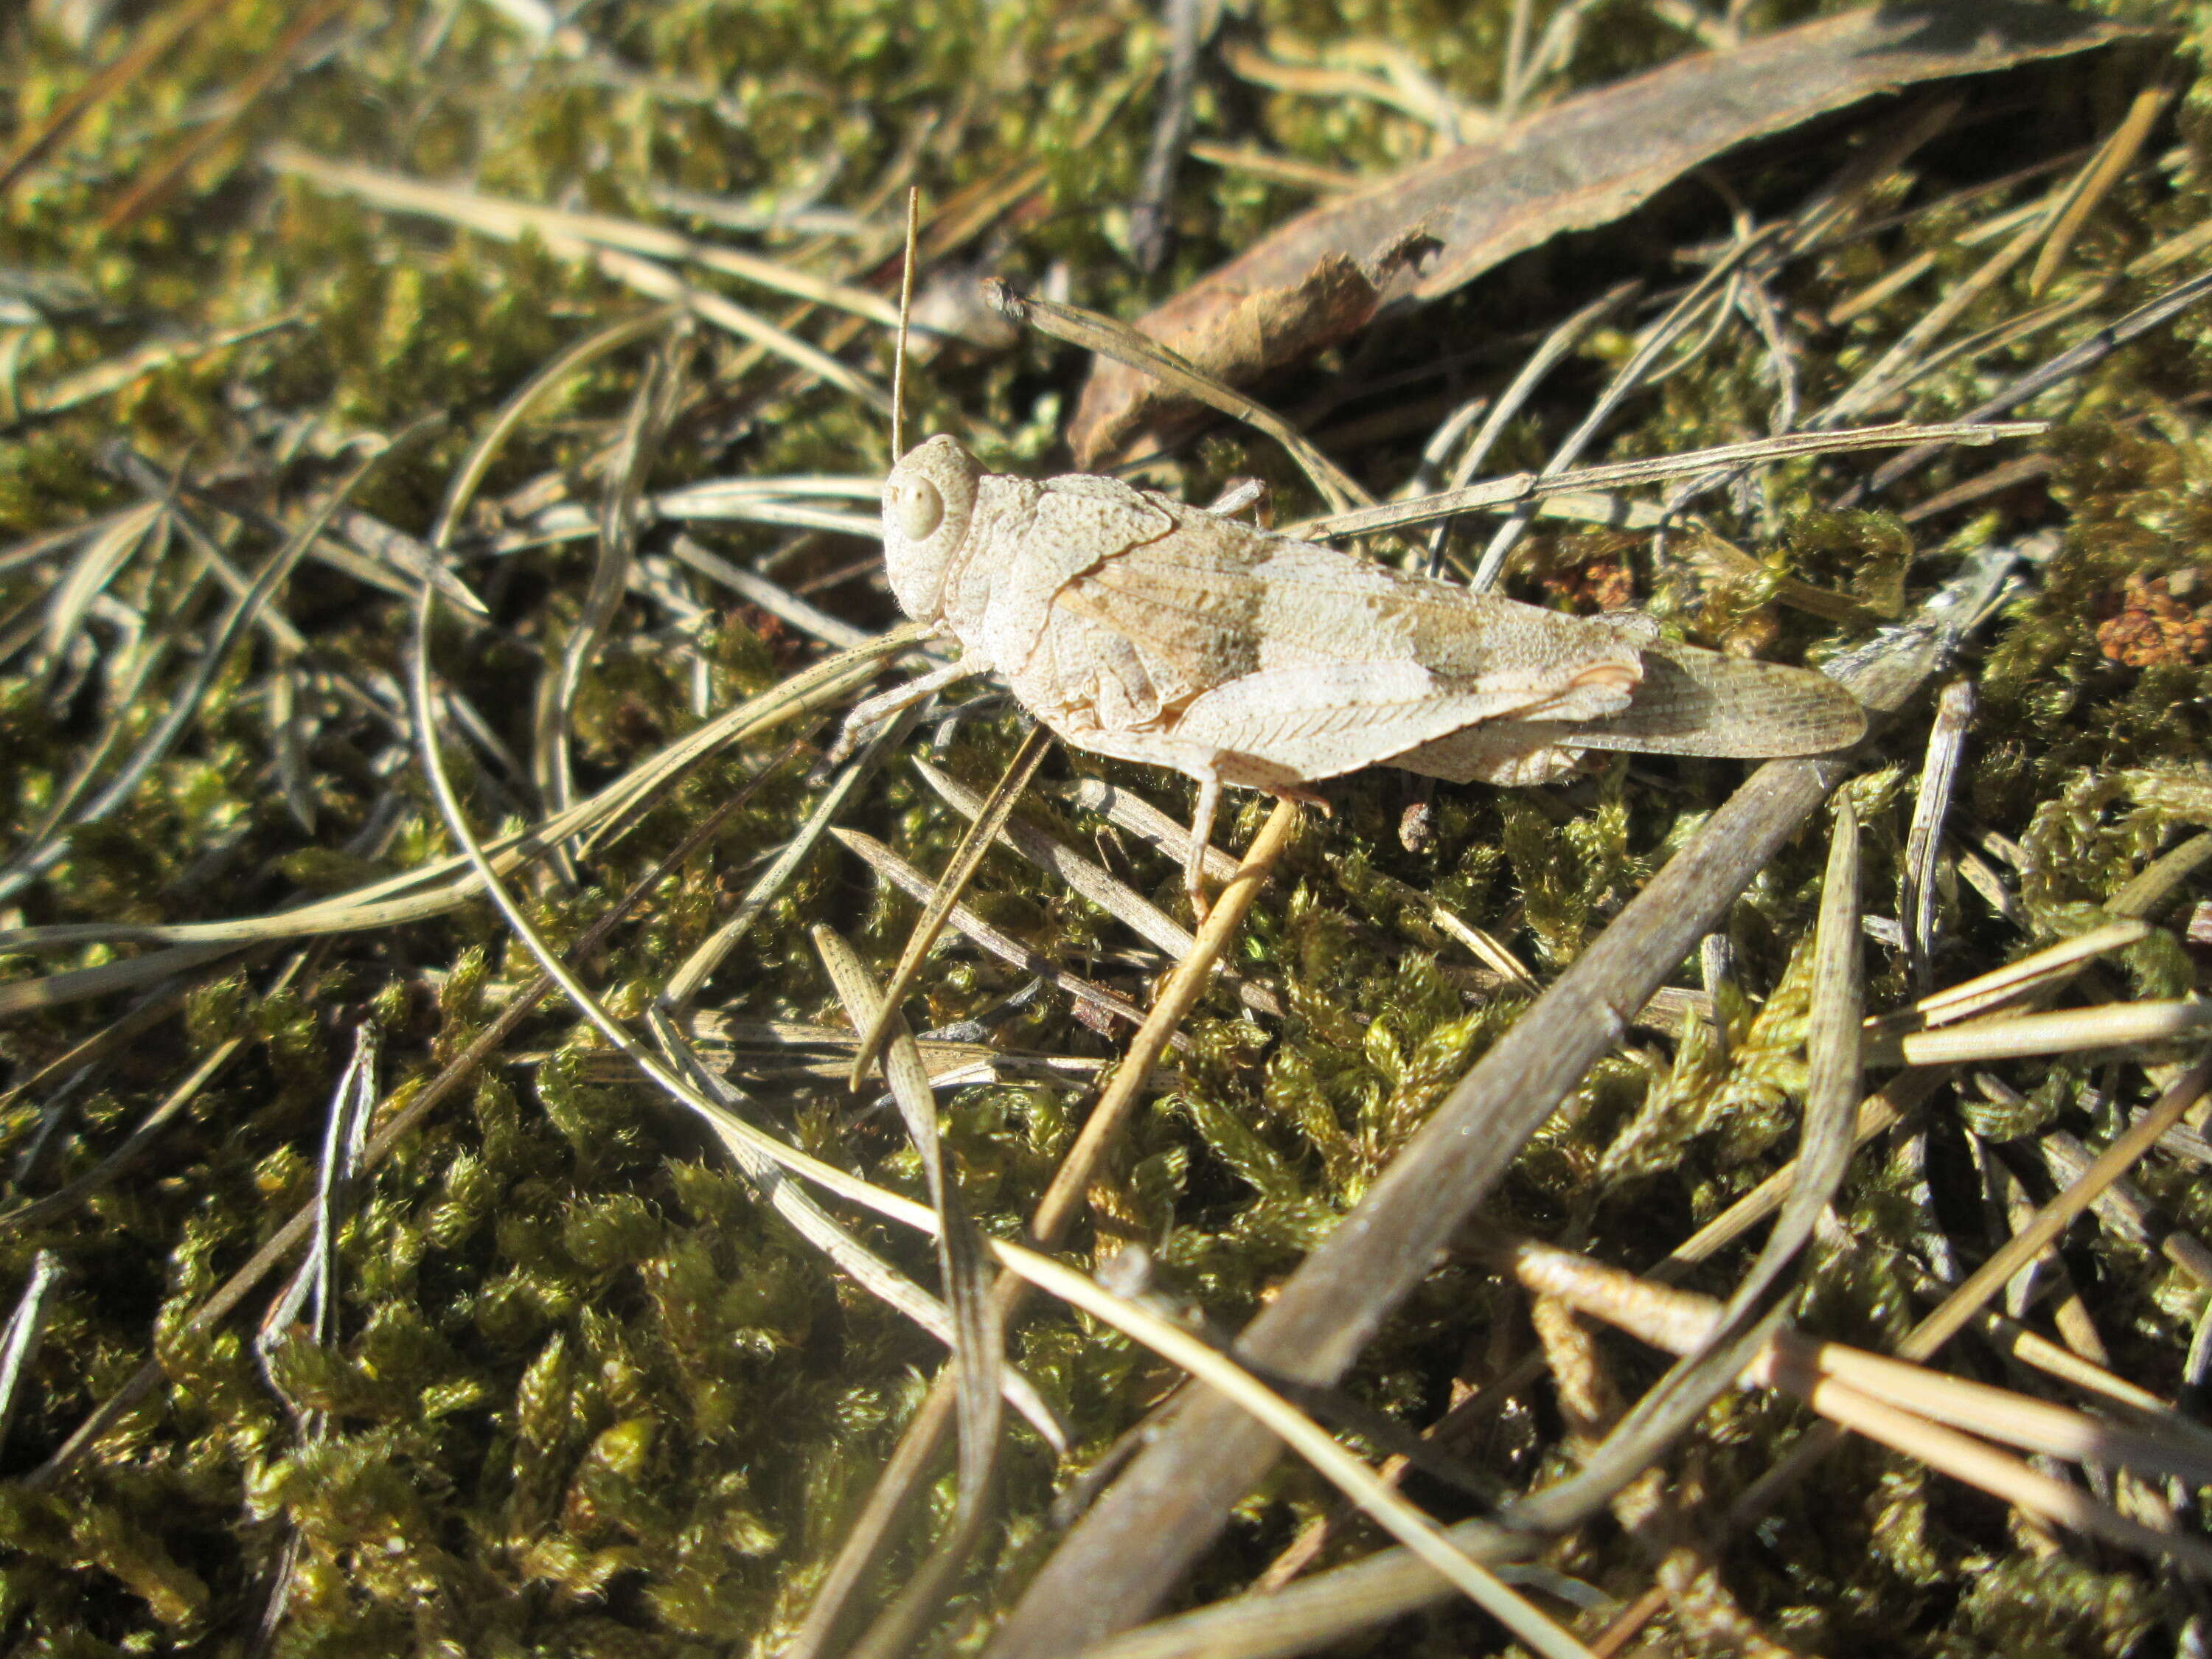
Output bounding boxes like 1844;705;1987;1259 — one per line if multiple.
826;656;987;766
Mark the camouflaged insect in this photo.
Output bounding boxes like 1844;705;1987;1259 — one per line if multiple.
872;434;1867;902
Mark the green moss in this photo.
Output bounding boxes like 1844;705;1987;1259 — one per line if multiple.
7;1;2212;1654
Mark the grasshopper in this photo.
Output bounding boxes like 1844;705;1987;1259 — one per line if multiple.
847;202;1865;910
873;439;1865;905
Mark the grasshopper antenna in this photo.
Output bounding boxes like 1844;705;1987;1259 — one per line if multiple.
891;185;919;462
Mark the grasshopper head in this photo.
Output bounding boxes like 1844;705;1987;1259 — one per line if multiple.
883;434;982;625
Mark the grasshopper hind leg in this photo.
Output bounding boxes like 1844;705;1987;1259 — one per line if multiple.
1185;775;1326;921
1183;774;1222;922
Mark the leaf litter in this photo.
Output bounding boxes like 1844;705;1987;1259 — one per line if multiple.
6;4;2212;1658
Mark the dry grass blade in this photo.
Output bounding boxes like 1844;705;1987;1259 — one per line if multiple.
0;513;133;580
656;474;880;511
2110;830;2212;919
1432;905;1541;991
1673;1081;1952;1318
1292;420;2046;540
1793;1336;2212;1484
1029;799;1298;1243
1865;998;2212;1068
1722;1053;2212;1531
29;500;160;681
520;730;1049;1436
1818;158;2076;428
654;491;883;538
847;723;1054;1088
1860;278;2119;421
1676;891;2185;1304
268;146;887;413
0;982;195;1140
535;329;686;869
8;315;302;425
1902;679;1976;989
1899;451;2055;525
24;720;900;1487
1057;777;1242;887
816;925;1004;1433
1508;1240;2212;1575
1827;249;1938;328
263;146;904;326
1;1009;256;1234
1469;229;1775;591
815;927;1006;1659
1514;1241;2212;1482
1425;279;1639;580
0;0;233;194
2027;78;2172;296
656;1016;1097;1093
18;11;2212;1653
249;1023;375;1635
1782;90;1964;255
660;710;919;1011
0;440;389;907
579;242;895;410
400;573;1012;1246
99;0;352;234
1186;140;1362;194
1966;1298;2176;1416
988;1240;1596;1659
0;1246;64;1452
1775;1371;2212;1577
639;1012;1059;1447
299;1024;375;1349
912;757;1282;1018
2129;203;2212;279
0;630;175;905
0;631;919;964
1129;0;1206;274
830;827;1164;1039
667;534;872;649
108;470;308;658
1872;917;2152;1034
2037;1130;2212;1293
982;279;1371;514
317;507;484;611
0;943;246;1022
1848;268;2212;502
428;307;676;548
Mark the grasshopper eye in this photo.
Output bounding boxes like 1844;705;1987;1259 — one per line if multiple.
891;476;944;540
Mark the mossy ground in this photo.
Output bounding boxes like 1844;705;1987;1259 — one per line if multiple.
4;1;2212;1655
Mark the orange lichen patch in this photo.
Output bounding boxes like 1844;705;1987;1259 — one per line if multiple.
2096;568;2212;668
1537;552;1636;613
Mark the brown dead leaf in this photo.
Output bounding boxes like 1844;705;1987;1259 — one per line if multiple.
1071;1;2160;465
1068;242;1425;470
